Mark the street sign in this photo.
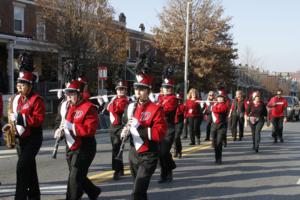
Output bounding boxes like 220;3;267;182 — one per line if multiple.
98;66;107;80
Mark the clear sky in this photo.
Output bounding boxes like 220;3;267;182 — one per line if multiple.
109;0;300;72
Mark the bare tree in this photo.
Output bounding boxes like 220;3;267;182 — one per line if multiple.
153;0;237;90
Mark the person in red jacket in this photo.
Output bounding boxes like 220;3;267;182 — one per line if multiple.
56;79;101;200
267;89;288;143
211;91;229;164
157;75;178;183
10;53;46;200
173;92;185;158
120;72;167;200
105;79;129;180
185;88;203;145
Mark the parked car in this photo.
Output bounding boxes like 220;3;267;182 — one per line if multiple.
283;96;300;121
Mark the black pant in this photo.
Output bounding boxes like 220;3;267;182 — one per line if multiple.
129;147;158;200
15;133;42;200
110;125;124;173
271;117;284;139
211;123;226;162
205;115;212;140
159;123;176;179
66;138;99;200
174;121;184;154
249;119;265;150
188;117;201;143
182;120;188;138
231;114;244;139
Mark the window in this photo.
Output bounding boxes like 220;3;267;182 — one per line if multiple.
14;5;25;33
36;14;46;40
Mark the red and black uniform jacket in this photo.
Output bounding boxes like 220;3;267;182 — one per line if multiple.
267;96;288;118
230;98;246;116
184;99;202;118
158;94;178;124
64;100;99;151
247;101;267;118
211;102;228;124
107;96;129;126
175;103;185;124
126;100;167;154
14;92;45;138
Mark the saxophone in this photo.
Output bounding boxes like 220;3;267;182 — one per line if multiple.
1;96;16;149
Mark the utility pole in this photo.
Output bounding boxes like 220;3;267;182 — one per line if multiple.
184;1;192;101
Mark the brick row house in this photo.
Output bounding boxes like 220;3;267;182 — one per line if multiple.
0;0;155;120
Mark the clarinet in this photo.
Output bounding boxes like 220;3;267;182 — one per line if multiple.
52;132;64;159
115;99;138;161
51;99;69;159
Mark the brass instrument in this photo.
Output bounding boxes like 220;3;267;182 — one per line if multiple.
1;96;16;149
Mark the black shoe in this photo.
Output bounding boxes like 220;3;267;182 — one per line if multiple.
273;139;278;143
197;140;200;145
255;148;259;153
90;187;102;200
158;177;168;184
204;138;210;141
189;142;195;145
223;142;227;147
182;136;187;139
233;137;237;141
239;137;242;141
166;171;173;182
113;171;120;180
173;152;178;158
216;159;222;165
178;152;182;158
280;138;284;143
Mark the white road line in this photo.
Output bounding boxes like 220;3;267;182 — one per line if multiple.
0;185;67;194
297;178;300;185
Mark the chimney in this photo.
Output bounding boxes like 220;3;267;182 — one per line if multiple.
119;13;126;25
139;23;145;32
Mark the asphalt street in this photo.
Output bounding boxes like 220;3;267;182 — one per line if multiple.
1;122;300;200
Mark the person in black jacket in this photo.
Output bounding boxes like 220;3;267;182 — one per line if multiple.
246;94;267;153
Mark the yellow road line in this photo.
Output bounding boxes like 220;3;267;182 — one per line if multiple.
88;127;271;183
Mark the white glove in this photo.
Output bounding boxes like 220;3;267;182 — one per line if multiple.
129;117;140;129
57;90;63;99
54;128;64;139
97;97;104;105
65;120;73;130
120;126;130;139
102;95;109;103
9;113;18;122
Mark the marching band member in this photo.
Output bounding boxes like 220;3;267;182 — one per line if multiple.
12;53;45;200
105;79;129;180
59;80;101;200
121;68;167;200
204;91;215;141
267;89;288;143
173;93;185;158
157;66;178;183
211;91;228;164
